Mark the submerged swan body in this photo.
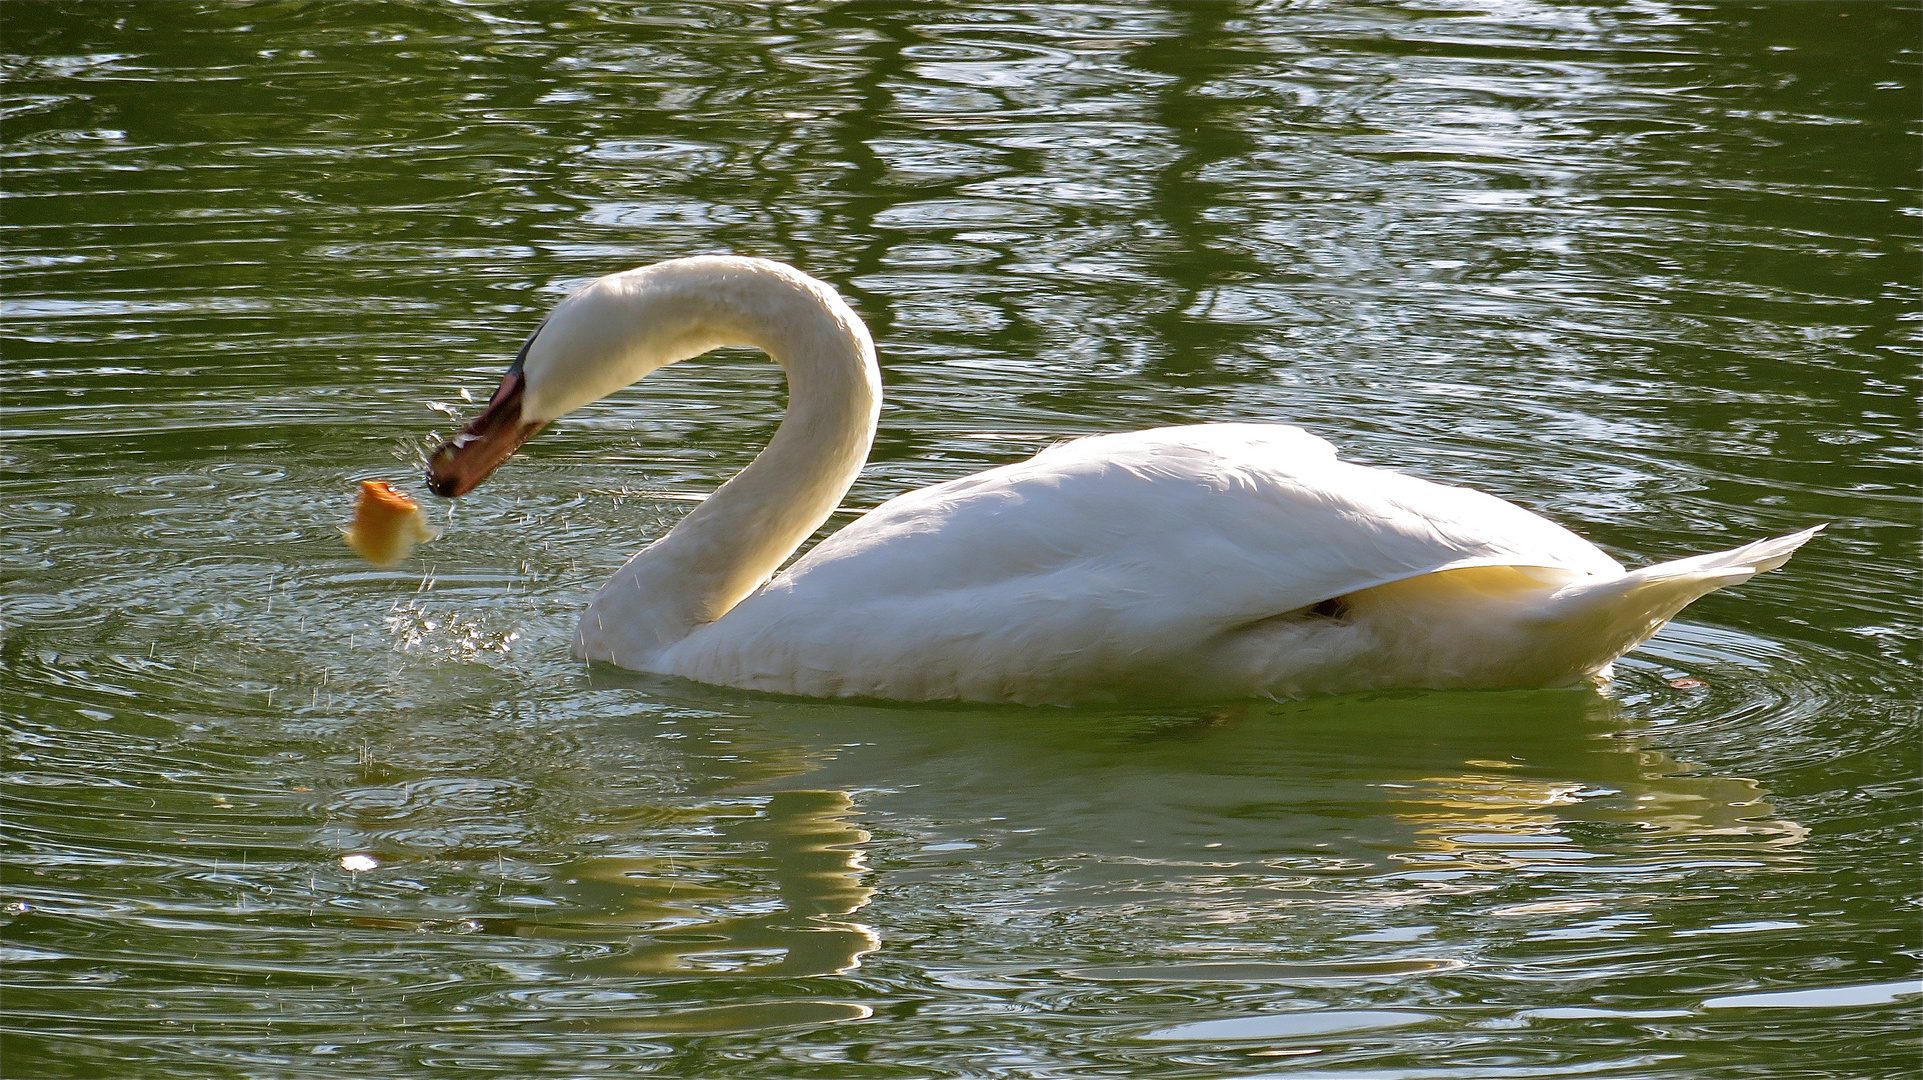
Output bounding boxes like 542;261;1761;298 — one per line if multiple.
428;256;1818;705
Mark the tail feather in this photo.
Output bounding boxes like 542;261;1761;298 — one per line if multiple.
1533;524;1824;680
1615;523;1825;584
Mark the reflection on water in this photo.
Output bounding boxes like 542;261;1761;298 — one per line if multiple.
517;789;878;979
345;788;877;982
310;678;1821;1048
688;680;1811;887
1396;746;1807;857
449;685;1808;985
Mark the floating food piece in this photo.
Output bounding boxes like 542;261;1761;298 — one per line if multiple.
342;480;437;566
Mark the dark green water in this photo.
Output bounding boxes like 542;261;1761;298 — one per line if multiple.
3;2;1918;1077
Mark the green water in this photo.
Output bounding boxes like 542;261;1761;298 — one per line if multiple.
3;2;1918;1077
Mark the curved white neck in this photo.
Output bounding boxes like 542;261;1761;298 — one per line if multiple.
570;261;881;667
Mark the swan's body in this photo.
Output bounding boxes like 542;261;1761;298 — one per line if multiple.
428;256;1818;705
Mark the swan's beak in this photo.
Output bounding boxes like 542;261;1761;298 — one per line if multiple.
425;365;547;498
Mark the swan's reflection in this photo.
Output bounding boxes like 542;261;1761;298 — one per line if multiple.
1394;749;1807;865
603;676;1808;896
455;672;1805;981
495;788;877;978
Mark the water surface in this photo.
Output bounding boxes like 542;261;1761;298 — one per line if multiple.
4;2;1918;1077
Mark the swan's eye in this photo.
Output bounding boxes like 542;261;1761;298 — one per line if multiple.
1308;598;1348;619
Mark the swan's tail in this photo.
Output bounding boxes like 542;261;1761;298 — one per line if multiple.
1537;524;1824;678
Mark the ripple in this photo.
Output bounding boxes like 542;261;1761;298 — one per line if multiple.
329;777;538;821
576;1000;872;1035
202;462;289;483
1701;980;1923;1011
1142;1009;1438;1042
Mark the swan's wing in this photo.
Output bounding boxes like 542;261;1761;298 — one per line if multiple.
781;423;1620;601
665;424;1621;701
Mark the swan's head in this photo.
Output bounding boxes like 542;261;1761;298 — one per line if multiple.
426;257;789;498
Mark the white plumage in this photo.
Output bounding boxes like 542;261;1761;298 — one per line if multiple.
428;255;1819;705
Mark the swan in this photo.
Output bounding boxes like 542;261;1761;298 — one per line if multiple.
425;255;1819;705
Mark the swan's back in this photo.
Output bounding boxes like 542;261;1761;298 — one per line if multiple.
657;424;1623;703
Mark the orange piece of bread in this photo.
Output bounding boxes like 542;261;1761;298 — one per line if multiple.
342;480;437;566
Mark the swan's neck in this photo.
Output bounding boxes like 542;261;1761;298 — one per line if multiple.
576;275;880;667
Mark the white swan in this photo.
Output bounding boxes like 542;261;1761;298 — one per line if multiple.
426;255;1819;705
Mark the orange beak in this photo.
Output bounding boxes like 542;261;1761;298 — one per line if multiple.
425;358;548;498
